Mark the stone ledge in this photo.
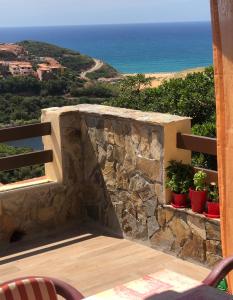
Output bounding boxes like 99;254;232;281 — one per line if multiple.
163;204;220;225
0;179;59;195
42;104;191;127
77;104;191;126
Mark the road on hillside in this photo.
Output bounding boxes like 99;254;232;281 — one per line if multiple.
80;59;103;80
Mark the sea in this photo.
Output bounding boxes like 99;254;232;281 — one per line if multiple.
1;22;212;73
0;22;213;149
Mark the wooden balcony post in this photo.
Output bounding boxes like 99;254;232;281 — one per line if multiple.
210;0;233;291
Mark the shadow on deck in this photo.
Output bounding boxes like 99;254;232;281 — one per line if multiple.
0;223;209;297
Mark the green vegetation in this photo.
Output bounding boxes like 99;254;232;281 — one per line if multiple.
208;182;219;203
0;41;119;125
86;64;119;80
0;94;113;126
19;40;77;57
107;67;215;125
105;74;152;110
166;160;193;194
192;120;216;138
19;40;94;72
70;82;116;98
193;170;207;191
61;55;94;73
0;77;41;95
0;144;44;184
191;119;217;170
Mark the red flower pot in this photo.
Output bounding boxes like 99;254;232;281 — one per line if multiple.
190;189;207;213
189;188;193;200
173;193;187;207
207;201;220;216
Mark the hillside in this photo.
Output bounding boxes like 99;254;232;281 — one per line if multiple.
0;40;121;130
18;40;119;77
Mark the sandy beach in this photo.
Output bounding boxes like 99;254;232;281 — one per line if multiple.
124;67;206;88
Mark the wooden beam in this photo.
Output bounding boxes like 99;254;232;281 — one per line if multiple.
0;150;53;172
177;133;217;156
0;123;51;143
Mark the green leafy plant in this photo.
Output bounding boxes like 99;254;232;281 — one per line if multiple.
193;170;207;191
166;160;193;194
208;182;219;203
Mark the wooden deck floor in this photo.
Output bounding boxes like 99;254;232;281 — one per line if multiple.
0;225;209;297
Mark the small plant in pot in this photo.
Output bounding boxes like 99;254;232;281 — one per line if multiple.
166;160;193;208
190;170;207;213
206;182;220;218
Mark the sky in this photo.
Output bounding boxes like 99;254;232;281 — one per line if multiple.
0;0;211;27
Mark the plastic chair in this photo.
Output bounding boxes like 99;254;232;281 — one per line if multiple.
203;255;233;289
0;276;84;300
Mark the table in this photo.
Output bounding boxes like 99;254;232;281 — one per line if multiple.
85;269;233;299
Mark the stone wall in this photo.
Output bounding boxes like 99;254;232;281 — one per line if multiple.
77;105;191;237
153;206;221;266
0;183;68;246
0;107;84;248
0;104;222;267
75;105;221;267
81;111;165;237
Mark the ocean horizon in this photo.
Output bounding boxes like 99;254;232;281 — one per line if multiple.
0;22;213;74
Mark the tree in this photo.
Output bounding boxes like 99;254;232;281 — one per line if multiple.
107;74;152;110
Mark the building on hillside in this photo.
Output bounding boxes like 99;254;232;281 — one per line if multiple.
37;58;65;81
37;64;52;81
8;61;35;77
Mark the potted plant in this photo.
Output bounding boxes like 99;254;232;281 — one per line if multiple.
166;160;193;208
206;182;220;218
190;170;207;213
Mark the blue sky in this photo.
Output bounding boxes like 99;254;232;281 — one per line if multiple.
0;0;211;27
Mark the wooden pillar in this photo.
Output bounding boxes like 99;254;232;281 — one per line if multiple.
210;0;233;290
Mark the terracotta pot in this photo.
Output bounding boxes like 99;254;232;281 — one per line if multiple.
189;188;193;200
173;193;187;207
190;189;207;213
207;201;220;216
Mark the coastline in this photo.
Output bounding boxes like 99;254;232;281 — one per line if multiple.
124;66;207;88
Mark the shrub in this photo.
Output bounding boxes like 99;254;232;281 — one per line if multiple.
42;79;68;95
0;77;41;95
71;83;115;98
192;121;216;138
191;120;217;170
86;64;119;80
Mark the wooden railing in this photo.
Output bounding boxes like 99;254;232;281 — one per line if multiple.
0;123;53;172
177;133;218;183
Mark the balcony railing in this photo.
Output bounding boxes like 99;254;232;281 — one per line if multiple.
0;123;53;172
177;133;218;183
